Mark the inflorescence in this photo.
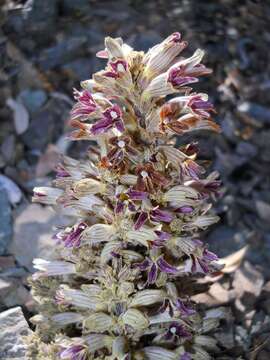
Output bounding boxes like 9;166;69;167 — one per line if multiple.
28;33;224;360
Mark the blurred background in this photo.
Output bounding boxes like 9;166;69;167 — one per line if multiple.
0;0;270;358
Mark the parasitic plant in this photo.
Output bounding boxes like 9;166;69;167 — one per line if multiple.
28;33;224;359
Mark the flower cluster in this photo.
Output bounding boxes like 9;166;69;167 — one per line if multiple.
28;33;224;360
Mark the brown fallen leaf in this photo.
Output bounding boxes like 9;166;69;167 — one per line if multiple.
217;245;249;274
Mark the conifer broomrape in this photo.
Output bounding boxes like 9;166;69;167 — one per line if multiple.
28;33;225;359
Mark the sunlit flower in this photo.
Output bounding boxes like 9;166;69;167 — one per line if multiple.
71;89;97;121
91;104;124;134
29;33;222;360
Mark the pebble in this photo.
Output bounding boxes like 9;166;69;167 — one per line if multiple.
0;307;31;360
236;141;257;158
21;98;68;151
8;204;63;271
6;98;29;135
18;89;47;113
0;175;22;205
63;58;96;81
1;134;15;164
1;281;30;309
256;200;270;222
0;187;12;255
38;36;87;70
237;102;270;124
60;0;91;15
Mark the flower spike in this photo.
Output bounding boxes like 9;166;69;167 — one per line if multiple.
28;33;222;360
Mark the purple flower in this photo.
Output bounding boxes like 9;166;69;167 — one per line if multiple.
167;49;212;90
104;59;128;78
188;95;215;118
168;67;198;88
156;256;178;274
133;207;174;230
59;344;87;360
54;223;87;248
170;32;182;43
148;263;158;283
126;189;148;200
152;230;171;247
115;189;147;215
175;299;196;316
203;249;218;261
91;105;124;135
71;90;97;121
55;164;70;178
134;211;148;230
180;353;192;360
164;322;192;341
155;230;171;241
186;247;218;274
158;297;195;318
181;159;204;180
150;208;174;223
115;200;125;214
135;256;178;284
176;206;193;214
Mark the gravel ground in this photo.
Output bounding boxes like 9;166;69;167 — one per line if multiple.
0;1;270;358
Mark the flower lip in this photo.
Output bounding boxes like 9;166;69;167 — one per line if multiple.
91;104;124;135
134;211;148;230
171;32;182;43
164;322;192;341
188;95;215;118
71;89;97;121
59;344;87;360
104;59;128;78
56;222;87;248
156;256;179;274
150;208;174;223
168;67;198;88
126;189;148;200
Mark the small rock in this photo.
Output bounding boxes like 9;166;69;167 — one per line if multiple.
1;134;15;164
6;98;29;135
0;278;12;299
256;200;270;222
215;326;235;349
21;98;68;151
60;0;91;15
22;0;58;44
2;281;30;308
0;175;22;205
0;187;12;255
236;141;257;158
237;102;270;124
257;350;270;360
131;32;163;52
207;225;243;257
0;256;16;270
38;36;87;70
260;299;270;315
9;204;63;271
233;261;264;307
0;154;5;168
215;148;247;176
0;307;31;360
18;89;47;113
63;57;96;81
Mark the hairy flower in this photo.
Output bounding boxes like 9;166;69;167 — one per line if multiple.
29;33;223;360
